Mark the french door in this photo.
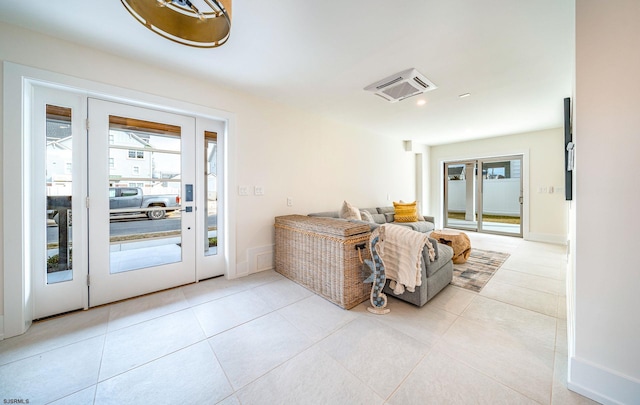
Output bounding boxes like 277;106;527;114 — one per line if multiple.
444;156;523;237
87;99;198;306
33;87;225;318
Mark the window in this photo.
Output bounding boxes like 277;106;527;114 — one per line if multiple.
109;134;114;144
128;150;145;159
65;162;72;173
483;161;513;179
133;166;139;174
121;188;139;197
485;167;506;179
109;158;114;168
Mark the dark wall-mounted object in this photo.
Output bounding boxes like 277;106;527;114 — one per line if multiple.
564;97;573;201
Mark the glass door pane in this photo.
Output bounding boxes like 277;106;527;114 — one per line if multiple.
108;116;183;273
445;161;477;231
195;118;225;281
479;157;523;236
204;131;217;256
46;105;74;284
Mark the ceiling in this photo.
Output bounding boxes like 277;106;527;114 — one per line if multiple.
0;0;574;145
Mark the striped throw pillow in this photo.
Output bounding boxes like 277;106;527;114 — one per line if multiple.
393;201;418;222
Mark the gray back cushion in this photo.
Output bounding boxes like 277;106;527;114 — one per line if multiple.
376;206;395;215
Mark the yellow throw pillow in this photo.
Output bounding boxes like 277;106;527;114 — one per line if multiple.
393;201;418;222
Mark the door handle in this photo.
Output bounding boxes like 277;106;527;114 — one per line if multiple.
519;196;523;204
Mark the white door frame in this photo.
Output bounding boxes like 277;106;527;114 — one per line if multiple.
2;62;236;339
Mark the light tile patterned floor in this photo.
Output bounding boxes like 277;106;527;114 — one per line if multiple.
0;232;599;404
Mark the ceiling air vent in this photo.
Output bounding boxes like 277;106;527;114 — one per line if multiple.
364;68;437;103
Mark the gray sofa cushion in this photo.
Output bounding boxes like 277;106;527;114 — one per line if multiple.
425;243;452;277
360;207;379;215
377;206;395;216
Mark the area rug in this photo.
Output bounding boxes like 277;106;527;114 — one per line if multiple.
451;248;510;292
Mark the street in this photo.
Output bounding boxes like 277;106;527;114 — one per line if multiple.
47;214;218;242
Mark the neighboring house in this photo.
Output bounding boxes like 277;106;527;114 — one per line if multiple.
46;118;73;196
108;131;153;188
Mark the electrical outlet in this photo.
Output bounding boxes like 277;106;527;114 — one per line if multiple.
238;186;249;196
255;186;264;196
287;197;293;207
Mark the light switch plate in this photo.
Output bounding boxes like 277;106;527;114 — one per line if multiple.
255;186;264;196
238;186;249;196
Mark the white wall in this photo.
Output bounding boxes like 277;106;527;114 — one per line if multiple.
570;1;640;403
0;23;416;327
429;128;568;243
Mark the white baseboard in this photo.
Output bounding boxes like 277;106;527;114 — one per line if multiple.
234;261;249;279
568;355;640;404
525;232;567;245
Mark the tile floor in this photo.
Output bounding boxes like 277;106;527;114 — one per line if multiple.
0;232;600;404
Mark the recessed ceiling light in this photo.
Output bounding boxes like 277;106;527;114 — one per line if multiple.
416;99;427;106
459;93;471;98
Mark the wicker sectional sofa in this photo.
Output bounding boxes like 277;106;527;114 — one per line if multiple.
274;208;454;308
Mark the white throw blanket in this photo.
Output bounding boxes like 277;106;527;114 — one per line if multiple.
377;224;434;295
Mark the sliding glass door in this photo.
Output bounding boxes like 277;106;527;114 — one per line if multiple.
444;161;477;231
444;156;523;237
478;157;523;236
